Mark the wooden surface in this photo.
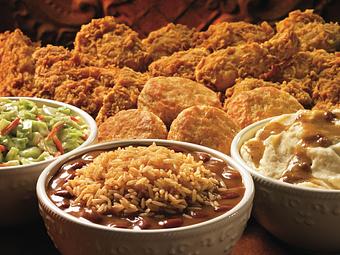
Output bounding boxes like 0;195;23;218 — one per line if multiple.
0;217;307;255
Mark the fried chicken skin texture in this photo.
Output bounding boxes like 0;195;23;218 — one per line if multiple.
225;87;304;128
275;49;338;82
168;105;239;155
225;78;313;108
197;21;274;51
195;30;299;92
276;9;340;52
142;23;199;61
138;77;221;126
312;66;340;111
54;78;109;117
74;16;149;71
148;48;209;81
0;29;39;96
98;109;167;142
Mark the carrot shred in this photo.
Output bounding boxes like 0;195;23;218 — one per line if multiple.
0;144;6;152
47;122;64;139
36;115;45;121
52;135;64;154
70;116;80;123
1;117;21;135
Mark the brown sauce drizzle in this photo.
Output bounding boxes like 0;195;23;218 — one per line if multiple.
47;148;245;230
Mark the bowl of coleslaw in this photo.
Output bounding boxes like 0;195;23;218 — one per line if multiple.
0;97;97;225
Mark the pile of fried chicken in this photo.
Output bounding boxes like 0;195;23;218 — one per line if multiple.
0;9;339;153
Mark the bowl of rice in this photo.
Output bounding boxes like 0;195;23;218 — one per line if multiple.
0;97;97;225
37;139;254;255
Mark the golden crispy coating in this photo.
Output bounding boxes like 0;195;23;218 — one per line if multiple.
98;109;168;142
280;79;314;108
168;105;239;154
138;77;221;126
195;43;275;92
312;67;340;111
276;9;340;52
198;21;274;51
148;48;209;81
225;78;279;98
262;30;300;61
0;29;39;96
96;86;140;126
225;78;313;108
142;23;199;61
54;78;109;117
32;45;79;98
225;87;303;128
276;49;338;82
74;16;148;71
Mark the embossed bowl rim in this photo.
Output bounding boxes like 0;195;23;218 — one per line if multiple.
231;116;340;195
0;97;98;173
37;139;254;233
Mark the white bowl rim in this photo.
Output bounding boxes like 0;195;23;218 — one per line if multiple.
231;116;340;194
37;139;254;234
0;97;97;172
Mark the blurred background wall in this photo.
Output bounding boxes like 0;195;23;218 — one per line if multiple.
0;0;339;47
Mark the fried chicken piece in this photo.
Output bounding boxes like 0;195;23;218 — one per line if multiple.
276;9;340;52
74;16;149;71
32;45;79;98
138;77;221;126
148;48;209;81
0;29;39;96
96;86;140;126
225;78;280;98
168;105;239;155
276;49;338;82
225;78;313;108
280;79;314;108
54;78;109;117
312;67;340;111
197;21;274;51
95;68;149;125
195;30;300;92
142;23;199;62
97;109;167;142
225;87;303;128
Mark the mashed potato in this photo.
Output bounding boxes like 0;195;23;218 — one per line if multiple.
241;109;340;189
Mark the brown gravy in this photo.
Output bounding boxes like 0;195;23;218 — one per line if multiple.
244;110;339;185
48;147;245;230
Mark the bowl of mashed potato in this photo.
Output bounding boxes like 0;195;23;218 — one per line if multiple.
0;97;97;225
231;109;340;253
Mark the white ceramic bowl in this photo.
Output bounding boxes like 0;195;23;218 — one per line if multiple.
0;97;97;225
231;117;340;253
37;139;254;255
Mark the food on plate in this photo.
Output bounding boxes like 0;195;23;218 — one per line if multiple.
74;16;149;71
195;30;299;92
240;109;340;189
168;106;239;154
312;76;340;111
197;21;274;51
142;23;199;61
225;87;304;128
138;77;221;126
276;9;340;52
148;48;209;81
97;109;167;142
48;144;245;229
0;29;39;97
0;98;88;166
